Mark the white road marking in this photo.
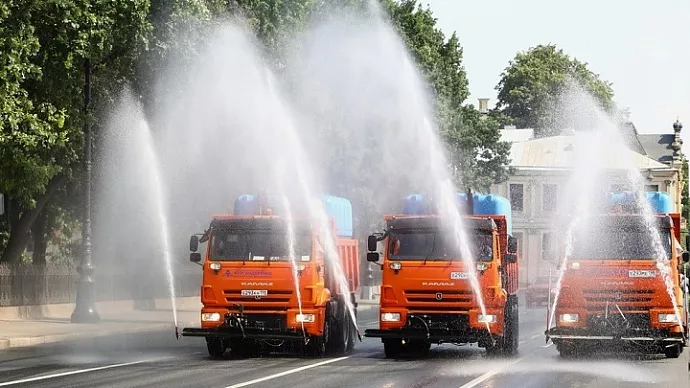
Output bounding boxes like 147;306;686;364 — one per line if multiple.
541;343;553;348
224;356;350;388
0;359;153;387
457;357;524;388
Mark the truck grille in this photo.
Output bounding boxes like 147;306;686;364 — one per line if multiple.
582;289;655;312
403;289;473;313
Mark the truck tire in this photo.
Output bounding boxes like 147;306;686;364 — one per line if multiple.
664;344;681;359
383;339;403;358
327;300;349;355
410;340;431;357
502;295;519;356
557;343;578;359
346;293;357;352
206;337;226;358
308;319;329;358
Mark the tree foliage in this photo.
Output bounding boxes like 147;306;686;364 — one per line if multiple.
384;0;510;191
495;44;615;136
1;0;512;264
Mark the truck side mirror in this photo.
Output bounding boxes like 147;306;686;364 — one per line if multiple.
367;235;378;252
367;252;380;263
190;235;199;252
507;236;518;254
682;251;689;263
190;252;202;263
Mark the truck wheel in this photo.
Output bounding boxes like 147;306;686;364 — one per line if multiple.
309;319;330;358
557;343;578;359
410;340;431;357
663;344;681;359
346;319;356;352
228;340;256;358
206;337;226;358
346;295;357;352
503;296;519;356
383;339;403;358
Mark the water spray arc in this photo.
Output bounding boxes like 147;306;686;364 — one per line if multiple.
140;120;179;337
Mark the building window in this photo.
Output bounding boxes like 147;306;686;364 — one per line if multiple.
513;232;523;258
541;232;552;261
542;184;558;212
510;184;524;211
645;184;659;192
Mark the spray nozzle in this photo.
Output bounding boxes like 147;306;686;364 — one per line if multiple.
175;326;180;340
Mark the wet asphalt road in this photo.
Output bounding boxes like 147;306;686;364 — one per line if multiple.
0;305;688;388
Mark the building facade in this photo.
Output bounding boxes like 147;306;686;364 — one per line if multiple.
491;121;684;286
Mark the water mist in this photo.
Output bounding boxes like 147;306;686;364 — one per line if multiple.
291;4;491;333
545;83;684;335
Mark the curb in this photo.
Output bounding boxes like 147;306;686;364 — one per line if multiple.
0;322;198;351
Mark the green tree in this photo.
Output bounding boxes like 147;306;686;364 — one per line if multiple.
495;44;615;136
0;1;151;264
384;0;510;192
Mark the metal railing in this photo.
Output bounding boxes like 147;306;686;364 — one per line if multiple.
0;262;201;307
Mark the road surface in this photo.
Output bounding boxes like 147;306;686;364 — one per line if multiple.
0;306;687;388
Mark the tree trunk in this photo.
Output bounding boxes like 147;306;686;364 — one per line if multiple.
0;175;66;264
31;209;48;265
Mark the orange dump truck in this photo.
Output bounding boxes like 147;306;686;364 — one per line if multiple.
364;193;519;357
182;194;359;357
546;191;690;358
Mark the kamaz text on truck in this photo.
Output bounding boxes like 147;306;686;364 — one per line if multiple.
546;191;690;359
364;192;519;357
181;194;360;358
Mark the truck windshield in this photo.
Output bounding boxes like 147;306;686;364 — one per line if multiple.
210;230;312;261
572;227;672;260
389;230;494;262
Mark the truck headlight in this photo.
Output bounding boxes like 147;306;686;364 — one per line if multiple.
389;262;402;271
559;313;579;323
296;313;315;323
476;263;488;271
209;262;221;271
202;312;221;322
658;313;678;323
569;262;580;269
478;314;497;323
381;312;401;322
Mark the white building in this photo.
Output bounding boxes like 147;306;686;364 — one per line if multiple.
490;121;684;286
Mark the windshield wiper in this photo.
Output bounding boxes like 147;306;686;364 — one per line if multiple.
423;234;436;265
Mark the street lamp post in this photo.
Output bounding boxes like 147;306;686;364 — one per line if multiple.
71;59;100;323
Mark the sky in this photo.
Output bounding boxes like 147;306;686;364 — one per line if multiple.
424;0;690;146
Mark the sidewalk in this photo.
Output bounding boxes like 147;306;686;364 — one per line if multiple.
0;296;379;351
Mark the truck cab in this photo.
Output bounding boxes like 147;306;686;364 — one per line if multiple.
364;193;519;357
182;194;359;358
546;191;690;358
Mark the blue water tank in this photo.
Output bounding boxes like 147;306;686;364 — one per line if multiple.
608;191;673;214
321;195;353;237
457;193;513;236
401;192;512;235
234;194;257;215
402;194;429;215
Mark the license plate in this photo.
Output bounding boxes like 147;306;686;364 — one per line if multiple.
628;270;657;278
450;272;469;280
241;290;268;297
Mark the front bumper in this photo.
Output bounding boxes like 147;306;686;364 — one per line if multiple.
182;327;307;341
364;312;499;343
546;313;686;344
183;310;317;340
